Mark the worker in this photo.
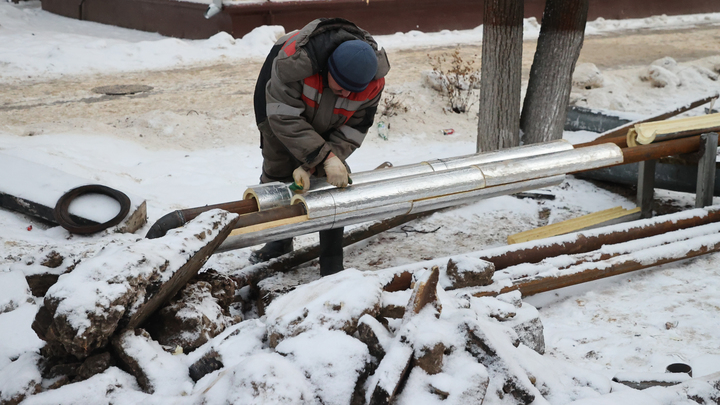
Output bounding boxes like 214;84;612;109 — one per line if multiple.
249;18;391;276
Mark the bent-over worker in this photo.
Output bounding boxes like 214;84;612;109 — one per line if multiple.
249;18;391;276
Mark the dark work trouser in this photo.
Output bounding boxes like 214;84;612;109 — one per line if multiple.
257;120;344;276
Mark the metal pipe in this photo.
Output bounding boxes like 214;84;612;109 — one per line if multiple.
473;231;720;298
217;176;563;252
293;144;622;221
146;199;258;239
295;165;488;220
613;135;701;167
588;94;719;143
243;140;574;211
473;204;720;271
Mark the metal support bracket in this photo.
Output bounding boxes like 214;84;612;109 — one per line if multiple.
695;132;718;208
637;159;656;219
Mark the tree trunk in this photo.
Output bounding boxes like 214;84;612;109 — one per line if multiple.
476;0;524;152
520;0;589;145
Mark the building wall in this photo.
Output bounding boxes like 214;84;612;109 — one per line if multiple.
41;0;720;40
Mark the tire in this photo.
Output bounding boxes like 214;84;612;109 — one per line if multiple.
53;185;131;234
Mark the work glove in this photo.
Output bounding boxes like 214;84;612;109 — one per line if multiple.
292;166;311;193
323;155;349;188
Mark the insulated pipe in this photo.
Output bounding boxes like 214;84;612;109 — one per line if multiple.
243;139;574;211
293;144;623;221
216;176;563;253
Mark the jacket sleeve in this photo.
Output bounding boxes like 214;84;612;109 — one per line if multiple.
265;62;333;171
326;90;383;162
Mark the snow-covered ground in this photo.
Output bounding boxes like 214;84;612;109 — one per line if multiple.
2;2;720;404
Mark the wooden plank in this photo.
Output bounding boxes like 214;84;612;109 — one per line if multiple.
508;207;625;243
125;213;239;329
228;214;308;236
0;153;146;233
231;210;438;289
507;207;640;244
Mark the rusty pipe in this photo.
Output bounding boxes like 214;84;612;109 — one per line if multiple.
474;205;720;271
474;231;720;298
589;94;719;143
146;199;258;239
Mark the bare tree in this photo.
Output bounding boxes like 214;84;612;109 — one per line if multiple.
476;0;524;152
520;0;589;145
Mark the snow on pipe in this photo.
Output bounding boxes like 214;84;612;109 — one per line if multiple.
474;229;720;298
243;139;574;211
293;143;623;221
217;175;564;252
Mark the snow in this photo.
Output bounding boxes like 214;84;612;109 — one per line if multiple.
275;329;371;405
2;1;720;404
264;269;384;343
115;329;195;396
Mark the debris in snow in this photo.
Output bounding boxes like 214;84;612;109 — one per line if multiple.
443;256;494;290
404;266;441;318
366;341;414;405
111;328;193;395
264;268;384;348
573;63;605;89
0;270;33;314
188;350;223;382
357;314;393;360
380;289;411;318
611;370;691;390
503;301;546;355
31;209;238;359
145;270;240;352
276;329;371;405
0;352;42;405
198;352;315;405
644;65;680;88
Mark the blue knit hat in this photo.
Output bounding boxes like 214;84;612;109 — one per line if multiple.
328;40;378;93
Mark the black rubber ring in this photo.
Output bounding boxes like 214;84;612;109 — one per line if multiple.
53;185;131;234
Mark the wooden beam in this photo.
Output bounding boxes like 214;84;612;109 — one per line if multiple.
507;206;640;244
231;210;440;288
125;213;239;329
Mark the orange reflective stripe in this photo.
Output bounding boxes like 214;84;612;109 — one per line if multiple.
333;108;355;124
302;74;323;109
303;74;323;91
347;78;385;102
303;95;318;109
333;78;385;123
281;32;301;56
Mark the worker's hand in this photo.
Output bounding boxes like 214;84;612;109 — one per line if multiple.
324;154;349;187
292;166;311;192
